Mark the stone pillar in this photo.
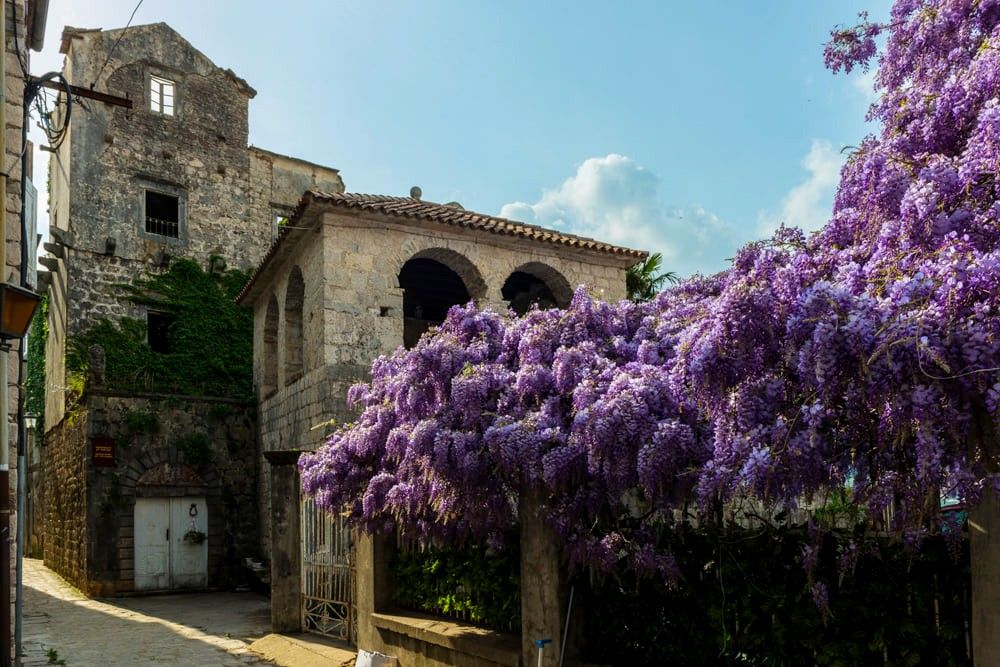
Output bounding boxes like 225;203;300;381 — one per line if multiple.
520;490;562;667
971;488;1000;665
263;450;302;633
355;531;390;650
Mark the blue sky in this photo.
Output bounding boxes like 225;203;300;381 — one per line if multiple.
32;1;891;277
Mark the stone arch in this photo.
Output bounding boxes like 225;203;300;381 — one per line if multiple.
137;462;206;493
120;447;221;498
398;248;485;348
262;295;279;397
284;266;304;384
502;262;574;315
406;247;488;301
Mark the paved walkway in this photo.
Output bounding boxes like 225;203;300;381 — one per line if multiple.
22;558;276;666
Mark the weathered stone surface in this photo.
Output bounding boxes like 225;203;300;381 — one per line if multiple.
43;393;258;596
971;490;1000;666
266;456;300;633
43;23;344;428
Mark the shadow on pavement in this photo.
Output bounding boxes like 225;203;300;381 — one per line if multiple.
22;558;273;667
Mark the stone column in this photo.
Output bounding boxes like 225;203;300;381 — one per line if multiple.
263;450;302;633
355;531;390;650
971;488;1000;664
520;489;562;667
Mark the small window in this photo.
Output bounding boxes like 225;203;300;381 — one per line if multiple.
145;190;179;238
147;312;174;353
150;75;175;115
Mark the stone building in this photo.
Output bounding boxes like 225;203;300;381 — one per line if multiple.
39;23;343;595
3;0;48;658
236;190;645;661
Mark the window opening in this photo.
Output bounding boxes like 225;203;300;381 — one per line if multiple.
262;296;279;397
145;190;179;238
147;311;174;353
150;75;175;115
285;268;305;384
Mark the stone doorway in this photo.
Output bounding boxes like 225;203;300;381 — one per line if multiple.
134;496;209;591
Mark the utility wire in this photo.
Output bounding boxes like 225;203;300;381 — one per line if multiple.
92;0;146;88
10;0;28;77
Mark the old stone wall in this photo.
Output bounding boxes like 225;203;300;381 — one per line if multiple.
254;225;357;554
41;391;258;596
43;24;344;432
251;208;631;558
60;23;261;292
7;1;35;651
248;148;344;243
42;412;89;592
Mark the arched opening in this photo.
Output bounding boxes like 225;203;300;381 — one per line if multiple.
284;267;304;385
398;257;471;349
502;262;573;315
262;296;279;397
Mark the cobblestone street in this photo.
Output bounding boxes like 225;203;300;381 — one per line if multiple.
21;558;275;666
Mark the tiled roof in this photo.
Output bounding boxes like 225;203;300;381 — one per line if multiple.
235;191;647;304
306;192;646;257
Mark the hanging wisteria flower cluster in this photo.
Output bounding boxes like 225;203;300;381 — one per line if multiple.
300;0;1000;574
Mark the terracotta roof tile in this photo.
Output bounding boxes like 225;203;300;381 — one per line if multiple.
236;191;647;305
307;192;646;257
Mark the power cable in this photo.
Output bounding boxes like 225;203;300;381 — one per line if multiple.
10;0;28;77
92;0;145;88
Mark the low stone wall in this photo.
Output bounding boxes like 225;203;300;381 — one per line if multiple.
369;612;520;667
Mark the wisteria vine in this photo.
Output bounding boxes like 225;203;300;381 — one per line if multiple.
301;0;1000;576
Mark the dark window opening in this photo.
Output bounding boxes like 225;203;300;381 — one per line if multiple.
284;267;305;385
262;296;279;398
147;312;174;353
145;190;179;238
399;258;470;349
502;271;558;316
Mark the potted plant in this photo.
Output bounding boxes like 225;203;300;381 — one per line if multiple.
183;529;207;545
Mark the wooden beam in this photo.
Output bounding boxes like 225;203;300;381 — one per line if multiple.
31;77;132;109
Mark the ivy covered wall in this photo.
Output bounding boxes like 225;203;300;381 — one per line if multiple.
65;259;253;400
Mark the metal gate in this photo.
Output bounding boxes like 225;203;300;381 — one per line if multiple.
301;498;356;643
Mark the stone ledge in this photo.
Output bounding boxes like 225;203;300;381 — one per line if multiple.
371;610;520;667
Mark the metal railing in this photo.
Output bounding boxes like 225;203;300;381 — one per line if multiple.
145;215;179;239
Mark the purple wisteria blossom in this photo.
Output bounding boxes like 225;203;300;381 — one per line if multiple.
301;0;1000;573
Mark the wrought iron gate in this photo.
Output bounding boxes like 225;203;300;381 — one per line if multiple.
301;498;356;643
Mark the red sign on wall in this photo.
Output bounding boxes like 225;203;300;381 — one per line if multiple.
91;437;116;467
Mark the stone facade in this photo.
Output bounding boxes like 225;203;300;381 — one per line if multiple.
5;0;45;657
36;23;343;597
42;23;344;428
246;203;635;556
239;192;642;651
43;388;258;597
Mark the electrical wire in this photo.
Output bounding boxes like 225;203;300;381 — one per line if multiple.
29;72;73;152
10;0;28;77
92;0;146;88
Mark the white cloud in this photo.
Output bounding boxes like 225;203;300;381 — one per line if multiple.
851;68;879;104
500;154;739;278
757;140;844;237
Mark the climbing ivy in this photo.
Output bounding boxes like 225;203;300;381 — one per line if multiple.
390;543;521;633
67;259;252;400
578;524;970;665
175;432;212;467
25;295;47;433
